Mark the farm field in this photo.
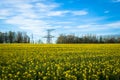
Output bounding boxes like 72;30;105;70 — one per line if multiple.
0;44;120;80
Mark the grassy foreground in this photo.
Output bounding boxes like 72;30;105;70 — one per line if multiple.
0;44;120;80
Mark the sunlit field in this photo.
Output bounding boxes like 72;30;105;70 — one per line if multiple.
0;44;120;80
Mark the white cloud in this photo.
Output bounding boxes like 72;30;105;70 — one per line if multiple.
76;21;120;33
0;0;62;39
46;10;88;17
0;9;12;19
35;3;59;11
47;11;69;16
0;0;39;4
5;16;50;29
62;20;120;35
5;15;60;38
55;21;73;24
14;4;33;10
2;0;119;42
106;21;120;28
72;10;88;16
76;24;108;32
0;0;89;30
0;0;88;19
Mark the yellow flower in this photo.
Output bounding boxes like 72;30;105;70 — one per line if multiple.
8;74;12;78
43;76;47;80
27;74;32;78
17;71;20;75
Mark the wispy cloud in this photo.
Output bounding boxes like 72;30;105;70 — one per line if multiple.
0;9;12;19
0;0;60;36
0;0;89;34
106;21;120;28
35;2;59;11
65;21;120;35
76;24;108;32
72;10;88;16
47;11;69;16
0;0;120;42
5;15;55;35
78;21;120;29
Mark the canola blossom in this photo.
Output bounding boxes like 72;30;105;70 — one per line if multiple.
0;44;120;80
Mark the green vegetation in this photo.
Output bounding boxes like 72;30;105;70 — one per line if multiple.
0;31;30;43
1;31;120;44
56;34;120;43
0;44;120;80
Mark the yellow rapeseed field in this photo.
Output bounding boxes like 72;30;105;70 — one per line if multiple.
0;44;120;80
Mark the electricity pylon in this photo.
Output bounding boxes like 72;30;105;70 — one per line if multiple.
31;34;34;44
44;29;55;44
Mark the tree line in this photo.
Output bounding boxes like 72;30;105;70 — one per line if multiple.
1;31;120;44
56;34;120;44
0;31;30;43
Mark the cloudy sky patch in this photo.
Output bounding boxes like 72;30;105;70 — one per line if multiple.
0;0;120;42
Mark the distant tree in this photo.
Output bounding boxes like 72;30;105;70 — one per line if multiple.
117;37;120;43
82;35;90;43
4;32;9;43
66;35;75;43
99;36;104;43
0;32;4;43
56;34;67;43
16;32;23;43
23;32;30;43
74;37;82;43
0;31;30;43
8;31;15;43
108;37;116;43
56;34;120;44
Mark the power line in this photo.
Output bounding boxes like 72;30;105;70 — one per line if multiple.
44;29;55;44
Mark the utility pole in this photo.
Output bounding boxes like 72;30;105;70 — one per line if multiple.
44;29;55;44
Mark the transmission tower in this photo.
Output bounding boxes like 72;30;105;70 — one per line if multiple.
44;29;55;44
31;34;34;44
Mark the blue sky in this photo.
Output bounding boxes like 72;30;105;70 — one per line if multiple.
0;0;120;43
